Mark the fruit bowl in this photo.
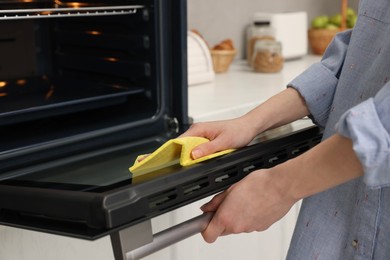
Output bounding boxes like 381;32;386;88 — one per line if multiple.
308;1;356;55
308;28;340;55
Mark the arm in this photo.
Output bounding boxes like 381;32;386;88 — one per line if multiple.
182;87;309;159
200;133;363;243
200;82;390;243
189;30;360;243
289;29;352;127
336;82;390;188
183;30;353;159
201;79;390;243
242;87;309;134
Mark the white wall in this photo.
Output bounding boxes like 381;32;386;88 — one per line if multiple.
188;0;359;58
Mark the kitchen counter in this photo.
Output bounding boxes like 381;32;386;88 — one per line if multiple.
0;55;321;260
189;55;320;122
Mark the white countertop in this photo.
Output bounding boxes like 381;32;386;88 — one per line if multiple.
188;55;320;122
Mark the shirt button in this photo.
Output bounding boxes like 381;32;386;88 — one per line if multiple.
352;240;359;249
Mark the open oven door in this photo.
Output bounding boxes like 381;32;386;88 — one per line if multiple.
0;120;322;259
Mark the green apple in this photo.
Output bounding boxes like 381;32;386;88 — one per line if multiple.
311;15;329;29
330;14;342;26
346;8;356;19
347;15;357;28
325;24;340;30
346;8;357;28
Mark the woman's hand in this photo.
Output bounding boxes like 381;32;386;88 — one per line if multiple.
199;133;364;243
181;88;311;160
180;117;257;159
200;168;297;243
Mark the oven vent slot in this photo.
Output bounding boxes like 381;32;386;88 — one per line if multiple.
242;158;265;174
0;5;144;20
291;142;310;156
266;150;288;167
215;167;238;184
182;177;209;196
147;189;178;210
312;135;322;145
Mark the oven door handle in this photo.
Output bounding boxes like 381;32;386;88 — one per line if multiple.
111;212;213;260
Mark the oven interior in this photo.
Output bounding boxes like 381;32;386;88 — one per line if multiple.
0;0;188;174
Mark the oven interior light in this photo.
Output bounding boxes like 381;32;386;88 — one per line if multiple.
105;57;119;62
45;86;55;100
16;79;27;86
55;1;85;8
40;11;52;15
87;31;102;36
70;2;81;8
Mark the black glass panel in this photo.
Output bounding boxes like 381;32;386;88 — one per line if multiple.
0;138;171;191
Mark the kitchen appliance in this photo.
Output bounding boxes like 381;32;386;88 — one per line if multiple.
187;30;214;86
253;12;308;60
0;1;322;259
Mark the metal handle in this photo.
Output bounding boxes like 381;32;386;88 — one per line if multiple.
126;212;213;260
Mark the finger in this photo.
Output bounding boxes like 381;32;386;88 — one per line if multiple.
200;191;227;212
191;139;227;159
137;154;150;162
201;214;225;243
179;123;209;138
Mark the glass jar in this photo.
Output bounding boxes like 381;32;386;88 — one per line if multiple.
246;21;275;65
252;39;284;73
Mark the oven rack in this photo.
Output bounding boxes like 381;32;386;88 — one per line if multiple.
0;5;144;20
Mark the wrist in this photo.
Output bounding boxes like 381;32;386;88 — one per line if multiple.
264;166;301;204
272;134;364;202
240;106;271;135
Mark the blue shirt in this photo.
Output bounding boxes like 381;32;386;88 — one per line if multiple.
287;0;390;259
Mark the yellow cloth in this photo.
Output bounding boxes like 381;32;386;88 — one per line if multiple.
129;136;235;177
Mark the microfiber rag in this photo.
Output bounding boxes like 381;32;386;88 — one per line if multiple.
129;136;235;177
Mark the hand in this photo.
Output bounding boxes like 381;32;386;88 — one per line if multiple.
199;133;364;243
180;117;257;159
200;169;297;243
180;88;311;160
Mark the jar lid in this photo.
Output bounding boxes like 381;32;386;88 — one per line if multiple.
254;39;282;52
253;21;271;26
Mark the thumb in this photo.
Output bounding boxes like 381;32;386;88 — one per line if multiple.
191;140;222;159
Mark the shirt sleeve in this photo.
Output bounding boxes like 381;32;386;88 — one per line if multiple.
336;83;390;188
288;30;353;127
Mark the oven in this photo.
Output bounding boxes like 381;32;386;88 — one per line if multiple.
0;1;322;259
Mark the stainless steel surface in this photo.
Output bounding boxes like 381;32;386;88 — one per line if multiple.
112;213;213;260
0;5;143;20
110;220;154;260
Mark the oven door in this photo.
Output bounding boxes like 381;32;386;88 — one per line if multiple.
0;123;322;240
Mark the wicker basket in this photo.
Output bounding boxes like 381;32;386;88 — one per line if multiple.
308;0;348;55
308;28;340;55
210;49;237;73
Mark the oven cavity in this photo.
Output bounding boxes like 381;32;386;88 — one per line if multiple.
0;1;173;173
